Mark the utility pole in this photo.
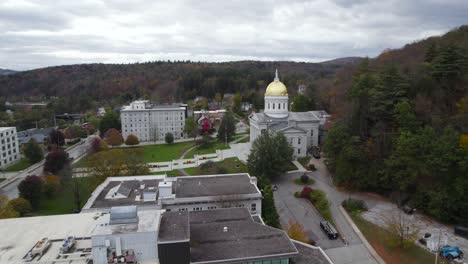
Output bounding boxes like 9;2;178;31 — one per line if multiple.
224;124;227;146
435;228;441;264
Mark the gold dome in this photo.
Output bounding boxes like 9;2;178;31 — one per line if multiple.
265;69;288;96
265;81;288;96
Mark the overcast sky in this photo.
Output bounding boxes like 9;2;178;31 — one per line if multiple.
1;0;467;70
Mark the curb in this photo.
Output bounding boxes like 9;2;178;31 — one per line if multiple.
339;205;386;264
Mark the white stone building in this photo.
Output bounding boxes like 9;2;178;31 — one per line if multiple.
249;70;329;158
0;127;20;168
120;100;187;142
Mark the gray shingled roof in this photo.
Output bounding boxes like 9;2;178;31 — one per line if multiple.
175;174;259;198
189;208;298;263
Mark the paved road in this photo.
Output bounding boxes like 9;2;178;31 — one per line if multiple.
0;137;93;199
272;158;378;264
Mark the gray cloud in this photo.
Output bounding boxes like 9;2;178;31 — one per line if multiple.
0;0;467;70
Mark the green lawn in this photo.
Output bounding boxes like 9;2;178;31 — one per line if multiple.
184;157;248;175
351;213;436;264
151;169;185;177
35;177;94;215
73;141;195;168
184;141;230;158
3;158;33;172
140;141;195;162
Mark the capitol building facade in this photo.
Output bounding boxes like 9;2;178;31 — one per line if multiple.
249;70;329;158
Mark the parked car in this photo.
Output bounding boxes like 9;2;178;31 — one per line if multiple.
440;246;463;261
272;185;278;191
320;221;339;240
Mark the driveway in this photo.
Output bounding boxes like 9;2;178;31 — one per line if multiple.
272;158;379;264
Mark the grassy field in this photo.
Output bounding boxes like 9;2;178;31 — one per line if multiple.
35;177;94;215
140;141;195;162
184;157;248;175
297;156;311;168
184;141;230;158
351;213;436;264
151;169;185;177
73;141;195;168
3;158;33;172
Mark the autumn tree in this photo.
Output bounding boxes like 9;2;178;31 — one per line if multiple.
23;139;43;163
18;175;43;209
43;175;60;198
49;129;65;146
89;136;107;153
8;197;32;216
0;195;19;219
125;134;140;145
287;220;309;243
105;128;123;146
44;149;70;176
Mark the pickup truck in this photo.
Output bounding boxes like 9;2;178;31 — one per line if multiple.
440;246;464;261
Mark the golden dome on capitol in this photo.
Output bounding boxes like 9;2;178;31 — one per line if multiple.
265;69;288;96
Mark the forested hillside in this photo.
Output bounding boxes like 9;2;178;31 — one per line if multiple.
324;26;468;225
0;60;358;113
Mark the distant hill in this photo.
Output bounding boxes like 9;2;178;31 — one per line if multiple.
320;57;364;66
0;69;17;75
0;59;362;102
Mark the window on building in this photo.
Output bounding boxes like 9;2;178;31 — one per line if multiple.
251;203;256;212
298;148;301;154
273;103;275;109
298;137;301;145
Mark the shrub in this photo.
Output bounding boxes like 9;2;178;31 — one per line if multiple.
301;186;313;198
342;198;368;213
294;191;301;198
308;164;317;171
165;132;174;144
8;198;32;216
309;190;333;223
199;161;227;174
44;149;70;175
125;134;140;145
300;174;310;184
104;128;123;146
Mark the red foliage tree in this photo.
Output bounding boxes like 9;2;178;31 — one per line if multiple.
301;186;314;198
201;118;211;134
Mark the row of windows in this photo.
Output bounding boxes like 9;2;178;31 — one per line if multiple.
0;130;15;137
1;142;16;150
267;102;287;110
0;155;18;166
123;116;184;122
175;203;258;213
1;136;16;144
2;149;17;156
241;259;289;264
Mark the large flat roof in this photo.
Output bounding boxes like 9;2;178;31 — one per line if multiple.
83;174;261;210
188;208;298;263
0;213;99;263
84;176;163;210
158;211;189;243
175;174;259;198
